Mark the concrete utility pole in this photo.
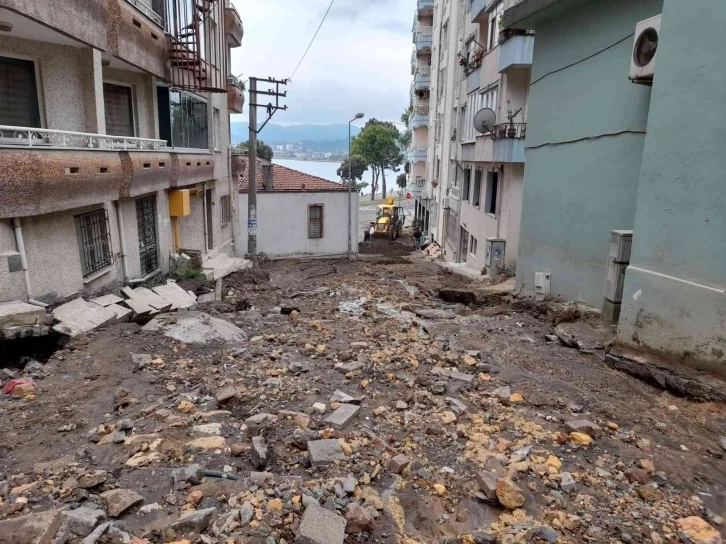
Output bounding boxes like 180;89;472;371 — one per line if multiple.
348;113;364;260
247;76;288;263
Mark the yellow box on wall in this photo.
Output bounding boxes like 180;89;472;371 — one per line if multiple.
169;189;191;217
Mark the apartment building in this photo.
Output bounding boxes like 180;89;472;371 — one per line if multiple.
0;0;245;305
408;0;531;274
505;0;725;373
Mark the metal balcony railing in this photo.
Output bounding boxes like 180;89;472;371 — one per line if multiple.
413;176;426;186
493;122;527;139
414;105;430;115
0;126;168;151
125;0;165;27
227;74;246;91
416;25;434;36
417;65;431;76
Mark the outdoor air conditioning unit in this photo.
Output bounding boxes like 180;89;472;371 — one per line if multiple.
602;230;633;322
442;197;450;209
485;238;506;273
417;89;429;99
630;15;661;85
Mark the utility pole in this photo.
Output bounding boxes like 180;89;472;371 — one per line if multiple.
247;76;288;263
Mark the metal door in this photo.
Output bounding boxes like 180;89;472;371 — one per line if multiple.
136;196;159;275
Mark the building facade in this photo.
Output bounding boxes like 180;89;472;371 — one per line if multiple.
0;0;245;305
408;0;531;274
506;0;726;373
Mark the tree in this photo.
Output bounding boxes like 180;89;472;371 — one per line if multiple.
337;155;368;185
396;173;407;189
354;181;369;194
351;119;403;200
237;140;274;161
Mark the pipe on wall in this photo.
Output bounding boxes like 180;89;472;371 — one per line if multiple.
228;145;237;256
201;182;208;253
114;201;130;284
11;217;33;301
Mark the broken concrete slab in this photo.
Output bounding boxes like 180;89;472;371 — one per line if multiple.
120;298;153;321
122;286;172;312
565;419;602;438
152;281;197;310
143;312;247;344
325;404;360;429
165;507;217;534
308;439;345;467
0;509;63;544
0;300;47;329
251;436;268;469
52;298;117;337
103;303;132;323
413;307;457;320
100;488;144;517
90;294;123;307
296;505;346;544
61;506;106;536
431;366;475;384
330;390;364;404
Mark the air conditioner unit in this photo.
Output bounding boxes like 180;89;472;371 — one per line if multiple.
442;197;450;209
485;238;506;272
630;15;661;85
417;89;429;99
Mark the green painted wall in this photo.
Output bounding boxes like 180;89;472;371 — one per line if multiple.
618;0;726;372
516;0;662;305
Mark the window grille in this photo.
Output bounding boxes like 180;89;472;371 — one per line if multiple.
76;209;113;278
308;205;323;239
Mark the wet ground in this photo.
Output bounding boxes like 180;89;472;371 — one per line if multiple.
0;243;724;543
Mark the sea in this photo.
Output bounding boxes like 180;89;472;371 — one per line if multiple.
273;159;398;198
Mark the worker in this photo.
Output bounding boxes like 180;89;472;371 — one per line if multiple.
413;226;422;250
369;224;375;242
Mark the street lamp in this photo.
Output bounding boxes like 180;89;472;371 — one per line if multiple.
348;112;364;260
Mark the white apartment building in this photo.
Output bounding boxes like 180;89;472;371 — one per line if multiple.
408;0;532;273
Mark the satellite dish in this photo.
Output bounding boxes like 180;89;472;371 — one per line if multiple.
474;108;496;135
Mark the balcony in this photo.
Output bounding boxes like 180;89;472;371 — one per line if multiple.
414;26;433;51
471;0;487;22
231;149;247;179
492;123;526;163
227;76;246;114
225;2;244;48
417;0;434;11
498;32;534;72
125;0;164;27
411;105;430;129
414;65;431;89
409;144;428;163
0;126;214;219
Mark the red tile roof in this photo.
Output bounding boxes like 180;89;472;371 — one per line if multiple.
238;157;348;192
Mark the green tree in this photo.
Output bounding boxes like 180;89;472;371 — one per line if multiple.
237;140;274;161
352;119;403;200
396;173;407;189
337;155;368;185
354;181;369;194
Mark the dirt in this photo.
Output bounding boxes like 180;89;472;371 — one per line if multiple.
0;251;724;543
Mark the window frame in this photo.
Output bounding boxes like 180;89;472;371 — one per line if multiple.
160;86;210;150
74;207;114;279
469;234;478;257
473;167;482;208
308;204;324;239
213;107;221;151
220;194;231;226
485;170;499;217
103;81;136;137
462;168;471;201
0;53;45;129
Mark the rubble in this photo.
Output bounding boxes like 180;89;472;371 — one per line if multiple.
297;505;347;544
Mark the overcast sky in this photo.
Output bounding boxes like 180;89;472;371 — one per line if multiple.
230;0;412;126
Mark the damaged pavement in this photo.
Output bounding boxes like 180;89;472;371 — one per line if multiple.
0;246;724;544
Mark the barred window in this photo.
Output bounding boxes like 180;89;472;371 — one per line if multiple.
308;204;323;239
75;209;113;278
220;195;231;226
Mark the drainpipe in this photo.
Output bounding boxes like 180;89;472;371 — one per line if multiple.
114;201;130;284
11;217;33;301
495;165;504;239
228;145;237;256
201;182;208;254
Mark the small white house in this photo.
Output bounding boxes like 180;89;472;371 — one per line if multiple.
237;159;359;258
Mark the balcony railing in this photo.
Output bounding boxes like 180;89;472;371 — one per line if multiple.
414;105;430;116
125;0;164;27
416;25;434;36
0;126;168;151
493;122;526;139
413;176;426;186
417;65;431;76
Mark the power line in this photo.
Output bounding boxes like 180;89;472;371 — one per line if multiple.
288;0;336;81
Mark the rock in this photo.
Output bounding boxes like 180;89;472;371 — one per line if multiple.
431;366;475;385
100;488;144;517
178;400;196;413
297;504;347;544
216;386;238;404
496;478;525;509
389;454;410;475
165;507;217;534
325;404;360;429
560;472;576;493
302;494;319;508
720;436;726;452
433;483;447;496
470;532;497;544
186;436;225;451
186;490;203;505
0;510;63;544
492;386;511;402
138;503;162;514
251;436;268;469
312;402;327;414
446;397;467;413
440;411;457;424
82;522;110;544
62;506;107;536
360;487;384;510
143;312;247;344
335;361;364;373
639;458;656;475
569;432;593;446
475;472;499;504
626;468;650;484
240;501;254;525
172;464;204;486
230;443;246;457
527;526;559;543
245;412;276;432
344;503;374;534
116;419;133;431
329;390;363;404
131;354;152;368
637;486;663;502
676;516;722;544
546;455;562;471
565;419;602;437
308;439;345;467
77;470;108;489
509;392;524;403
212;509;241;536
395;400;408;410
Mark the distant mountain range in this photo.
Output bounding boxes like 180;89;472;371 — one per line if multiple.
230;122;361;153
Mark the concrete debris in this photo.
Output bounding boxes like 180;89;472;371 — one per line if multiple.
297;505;347;544
61;506;106;536
143;312;247;344
325;403;360;429
308;439;345;467
52;298;118;338
251;436;268;469
100;488;144;517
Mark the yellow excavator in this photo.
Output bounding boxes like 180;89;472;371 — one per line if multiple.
372;198;406;240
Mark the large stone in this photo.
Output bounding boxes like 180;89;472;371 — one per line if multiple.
431;366;475;384
676;517;722;544
61;507;107;536
0;510;63;544
296;505;347;544
344;503;374;534
143;312;247;344
330;390;364;404
389;454;410;475
186;436;226;451
100;488;144;517
245;413;276;435
216;385;238;404
171;464;204;485
251;436;268;469
166;507;217;534
476;471;499;504
495;478;525;509
325;404;360;429
492;386;512;402
560;472;577;493
77;470;108;489
52;298;118;337
308;439;345;467
565;419;602;438
151;281;197;310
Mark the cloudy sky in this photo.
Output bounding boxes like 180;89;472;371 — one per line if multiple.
229;0;413;126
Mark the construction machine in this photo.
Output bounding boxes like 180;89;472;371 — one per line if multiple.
371;198;406;240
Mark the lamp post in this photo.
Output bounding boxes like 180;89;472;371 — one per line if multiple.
348;112;364;260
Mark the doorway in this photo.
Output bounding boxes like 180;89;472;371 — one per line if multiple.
135;195;158;276
458;226;469;263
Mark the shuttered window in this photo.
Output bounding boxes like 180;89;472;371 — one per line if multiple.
0;56;41;127
308;205;323;239
103;83;135;137
220;195;231;226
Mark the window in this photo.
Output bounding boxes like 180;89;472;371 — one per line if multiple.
485;170;499;215
0;56;41;127
157;87;209;149
469;235;478;256
473;168;482;207
308;204;323;239
213;107;220;151
463;92;484;141
103;83;135;137
462;168;471;201
220;194;231;226
75;209;113;278
488;3;504;50
440;20;449;59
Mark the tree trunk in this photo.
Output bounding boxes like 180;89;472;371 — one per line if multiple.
380;164;387;201
372;166;379;199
